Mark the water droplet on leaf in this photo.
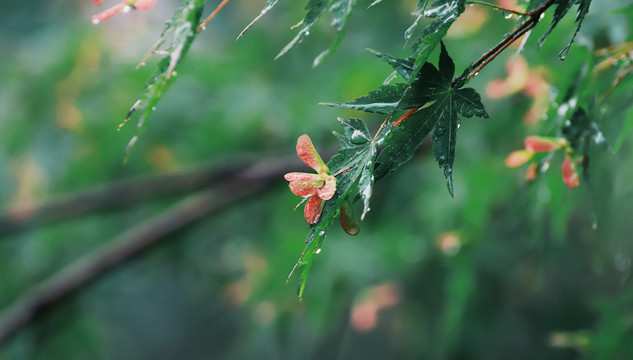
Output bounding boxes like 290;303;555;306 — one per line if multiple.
318;230;325;236
350;129;368;144
315;248;322;254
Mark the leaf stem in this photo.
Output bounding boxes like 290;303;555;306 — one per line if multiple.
197;0;231;32
393;107;419;127
464;0;528;16
452;0;555;87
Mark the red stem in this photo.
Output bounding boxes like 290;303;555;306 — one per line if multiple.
197;0;231;32
393;107;419;127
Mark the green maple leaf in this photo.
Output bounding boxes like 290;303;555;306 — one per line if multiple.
327;43;488;196
289;118;376;298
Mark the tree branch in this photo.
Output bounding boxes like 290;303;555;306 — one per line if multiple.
0;157;256;236
0;157;297;345
453;0;555;86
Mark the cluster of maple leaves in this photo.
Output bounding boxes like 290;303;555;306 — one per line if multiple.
90;0;606;297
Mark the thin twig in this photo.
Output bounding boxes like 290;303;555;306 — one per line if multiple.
0;157;297;345
197;0;231;32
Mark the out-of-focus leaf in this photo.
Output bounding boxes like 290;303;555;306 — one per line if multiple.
122;0;205;156
275;0;358;65
275;0;329;60
313;0;358;66
403;0;429;41
558;0;591;60
563;107;609;152
538;0;592;60
237;0;278;40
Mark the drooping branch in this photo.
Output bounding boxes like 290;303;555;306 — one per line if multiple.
0;156;298;345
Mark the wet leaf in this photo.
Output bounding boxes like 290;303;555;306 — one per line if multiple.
328;43;488;195
237;0;278;40
275;0;357;65
538;0;592;60
407;0;464;82
289;118;376;298
122;0;205;157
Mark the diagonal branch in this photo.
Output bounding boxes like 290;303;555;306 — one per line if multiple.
453;0;555;86
0;157;255;236
0;157;297;345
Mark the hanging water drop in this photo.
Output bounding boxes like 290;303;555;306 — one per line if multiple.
503;11;513;19
92;18;101;25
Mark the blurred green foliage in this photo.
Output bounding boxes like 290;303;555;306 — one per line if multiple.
1;0;633;359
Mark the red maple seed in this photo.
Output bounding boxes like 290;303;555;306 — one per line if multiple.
524;136;566;152
561;156;580;188
505;150;534;168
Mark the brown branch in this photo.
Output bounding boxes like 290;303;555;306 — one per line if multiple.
197;0;231;32
0;156;298;345
452;0;556;87
0;157;255;236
